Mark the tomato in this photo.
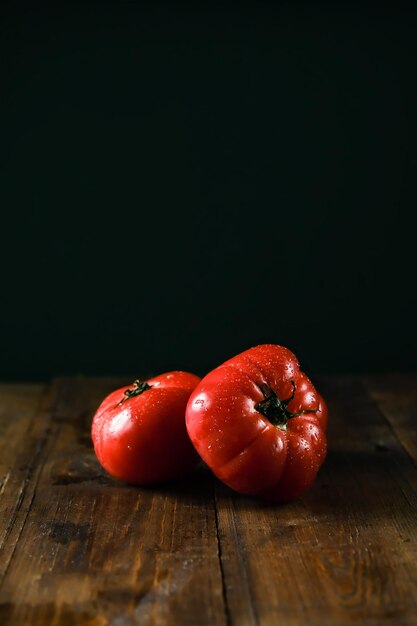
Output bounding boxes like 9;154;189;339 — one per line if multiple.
186;345;328;502
92;371;201;484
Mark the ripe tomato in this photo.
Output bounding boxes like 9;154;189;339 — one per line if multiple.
92;371;201;484
186;345;328;502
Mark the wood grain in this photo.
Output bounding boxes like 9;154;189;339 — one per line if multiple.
1;374;417;625
364;372;417;464
214;375;417;626
0;383;49;583
0;378;226;626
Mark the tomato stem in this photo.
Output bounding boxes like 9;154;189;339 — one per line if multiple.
120;379;152;403
256;381;318;429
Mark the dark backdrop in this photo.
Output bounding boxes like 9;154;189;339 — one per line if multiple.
1;3;416;381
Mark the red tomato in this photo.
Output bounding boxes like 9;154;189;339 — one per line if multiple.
92;371;201;484
186;345;328;502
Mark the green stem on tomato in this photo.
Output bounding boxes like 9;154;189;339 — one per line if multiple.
120;379;152;403
255;380;318;430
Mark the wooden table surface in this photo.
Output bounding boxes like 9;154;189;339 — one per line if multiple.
0;374;416;626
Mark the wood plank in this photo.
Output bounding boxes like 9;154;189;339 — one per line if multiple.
0;377;227;626
2;374;417;626
214;375;417;626
363;372;417;465
0;383;48;582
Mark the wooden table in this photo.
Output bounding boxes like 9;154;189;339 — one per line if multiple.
0;374;416;626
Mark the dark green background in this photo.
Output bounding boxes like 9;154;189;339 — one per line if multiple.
1;3;416;381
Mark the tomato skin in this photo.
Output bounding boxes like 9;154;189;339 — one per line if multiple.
185;345;327;502
92;371;201;485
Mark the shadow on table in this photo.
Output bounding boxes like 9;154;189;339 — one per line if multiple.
49;443;413;521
